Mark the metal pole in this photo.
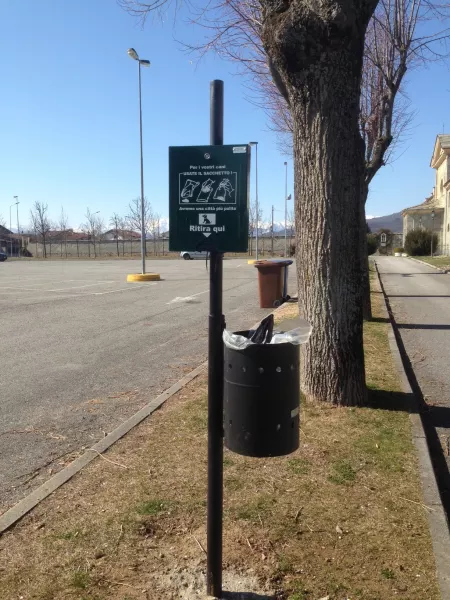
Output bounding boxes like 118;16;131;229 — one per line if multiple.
15;198;20;257
431;216;434;257
284;162;288;257
255;143;259;260
9;205;12;256
138;61;146;274
207;79;224;600
271;205;274;256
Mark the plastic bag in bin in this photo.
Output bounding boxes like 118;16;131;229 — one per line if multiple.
223;315;312;350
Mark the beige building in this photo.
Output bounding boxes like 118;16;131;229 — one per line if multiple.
402;134;450;254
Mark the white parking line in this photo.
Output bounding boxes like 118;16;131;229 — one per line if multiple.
1;282;116;292
91;285;154;296
0;285;152;299
166;289;209;304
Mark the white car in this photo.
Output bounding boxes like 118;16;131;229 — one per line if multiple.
180;251;209;260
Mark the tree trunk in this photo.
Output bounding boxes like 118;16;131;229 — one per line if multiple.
262;0;375;405
360;186;372;321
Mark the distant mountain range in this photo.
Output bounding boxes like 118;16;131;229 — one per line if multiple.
367;211;402;233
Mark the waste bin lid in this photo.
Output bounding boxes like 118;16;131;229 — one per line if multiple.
254;259;293;267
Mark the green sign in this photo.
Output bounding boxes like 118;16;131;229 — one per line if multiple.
169;145;250;252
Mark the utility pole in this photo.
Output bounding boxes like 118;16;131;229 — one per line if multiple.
271;205;274;256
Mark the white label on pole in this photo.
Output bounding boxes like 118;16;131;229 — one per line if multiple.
291;407;299;418
233;146;247;153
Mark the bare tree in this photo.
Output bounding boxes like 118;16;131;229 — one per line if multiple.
123;0;404;406
30;201;51;258
287;208;295;255
0;214;5;228
110;213;123;257
149;213;161;255
119;216;128;256
58;207;69;258
126;197;153;256
248;198;263;255
81;209;103;258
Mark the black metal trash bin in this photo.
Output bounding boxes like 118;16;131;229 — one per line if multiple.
224;332;300;457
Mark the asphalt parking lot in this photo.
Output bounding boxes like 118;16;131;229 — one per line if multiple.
0;258;296;510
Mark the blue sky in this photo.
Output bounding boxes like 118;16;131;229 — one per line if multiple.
0;0;448;232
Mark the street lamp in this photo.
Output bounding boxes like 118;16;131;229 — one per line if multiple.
431;209;435;257
14;196;20;258
128;47;151;275
10;197;19;257
284;162;292;257
249;142;259;259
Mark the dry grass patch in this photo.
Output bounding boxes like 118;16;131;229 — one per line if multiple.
0;274;440;599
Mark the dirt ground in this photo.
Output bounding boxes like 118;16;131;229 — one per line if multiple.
0;279;440;600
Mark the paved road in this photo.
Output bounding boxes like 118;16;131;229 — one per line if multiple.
0;259;296;509
376;256;450;505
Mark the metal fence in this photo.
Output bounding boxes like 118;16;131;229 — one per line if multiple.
29;235;295;259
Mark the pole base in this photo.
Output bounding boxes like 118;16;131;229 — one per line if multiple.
127;273;160;282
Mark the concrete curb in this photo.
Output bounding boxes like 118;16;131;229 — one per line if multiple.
408;256;448;273
0;361;207;534
374;260;450;599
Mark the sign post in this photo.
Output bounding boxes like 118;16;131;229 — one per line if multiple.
169;81;249;598
206;79;224;599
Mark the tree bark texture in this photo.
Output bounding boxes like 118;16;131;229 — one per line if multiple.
360;185;372;321
261;0;377;405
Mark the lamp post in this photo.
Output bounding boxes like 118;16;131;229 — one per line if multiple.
249;142;259;259
10;198;19;257
284;162;291;257
128;48;151;275
14;196;20;257
431;209;435;257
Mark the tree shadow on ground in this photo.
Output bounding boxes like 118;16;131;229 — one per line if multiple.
222;593;276;599
367;388;416;413
369;316;390;323
368;386;450;518
367;285;450;520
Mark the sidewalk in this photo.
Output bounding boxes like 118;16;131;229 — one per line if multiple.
0;281;441;600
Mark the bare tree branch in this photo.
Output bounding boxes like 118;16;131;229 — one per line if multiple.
30;201;51;258
121;0;450;180
126;197;153;236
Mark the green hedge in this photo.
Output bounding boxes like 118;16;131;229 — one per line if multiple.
404;230;438;256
